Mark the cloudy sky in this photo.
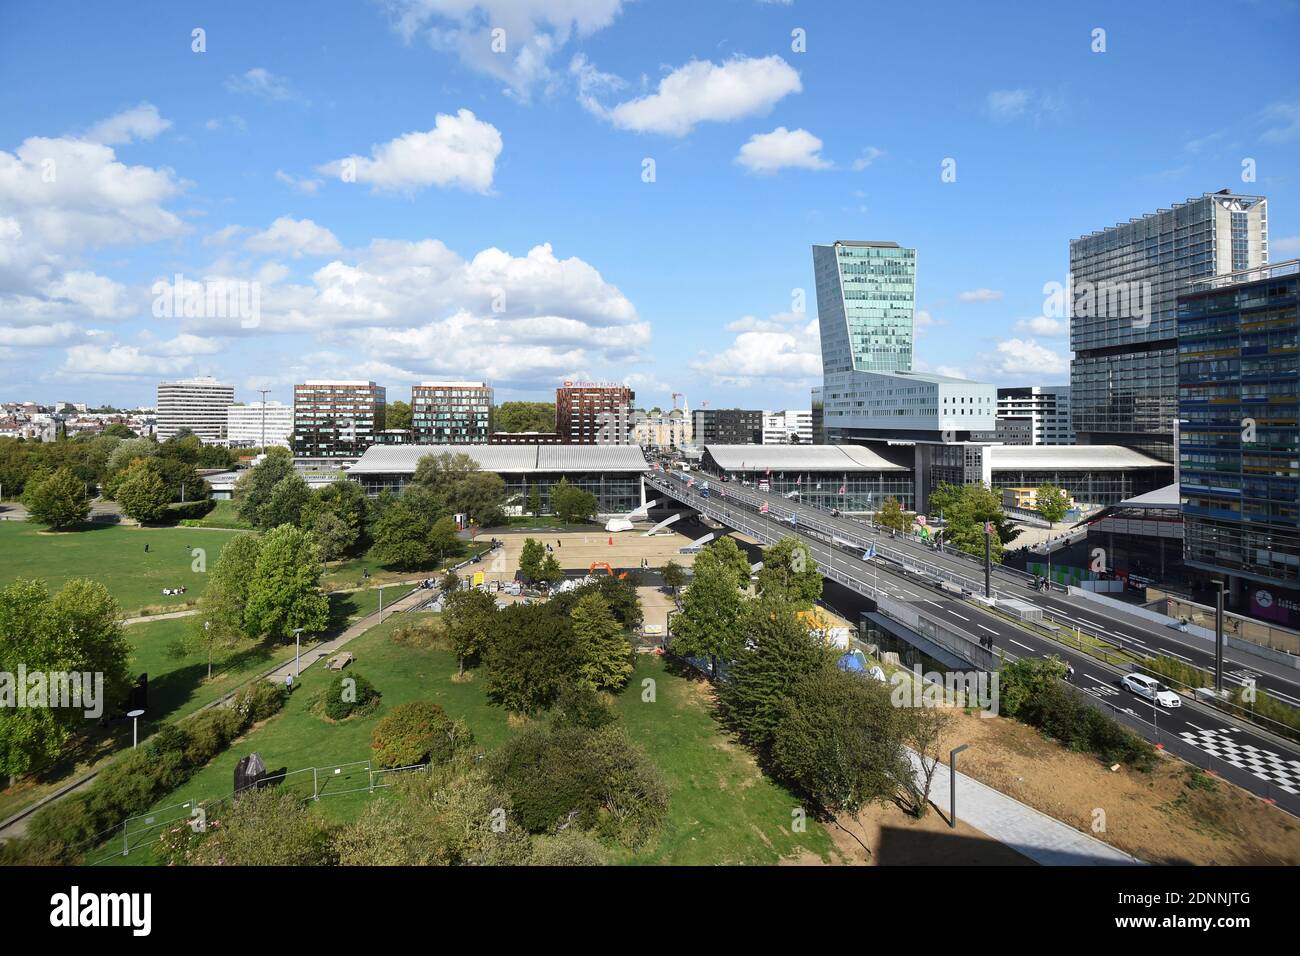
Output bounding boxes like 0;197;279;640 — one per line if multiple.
2;0;1298;410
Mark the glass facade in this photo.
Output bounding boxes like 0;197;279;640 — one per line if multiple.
292;381;386;459
1178;268;1300;588
699;452;914;513
1069;191;1267;463
411;382;492;444
813;241;916;375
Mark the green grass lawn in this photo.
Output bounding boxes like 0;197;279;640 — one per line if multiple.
94;616;834;866
322;541;491;591
180;499;251;530
0;520;244;617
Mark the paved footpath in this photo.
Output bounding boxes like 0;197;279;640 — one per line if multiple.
913;751;1144;865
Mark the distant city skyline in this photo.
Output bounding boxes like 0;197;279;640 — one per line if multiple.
2;1;1298;410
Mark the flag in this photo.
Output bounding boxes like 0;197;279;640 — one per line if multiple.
862;545;876;561
838;484;846;496
796;475;801;486
985;521;994;535
687;477;695;488
759;501;769;514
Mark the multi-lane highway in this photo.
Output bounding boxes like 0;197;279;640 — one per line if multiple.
646;469;1300;816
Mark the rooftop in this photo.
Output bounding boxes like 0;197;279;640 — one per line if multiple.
348;443;649;475
987;444;1169;471
704;443;908;472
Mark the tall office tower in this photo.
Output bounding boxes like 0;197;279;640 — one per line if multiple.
556;382;635;444
226;401;293;449
292;380;386;460
156;376;235;443
1177;260;1300;625
1070;190;1268;463
995;386;1074;445
410;381;493;444
813;240;917;374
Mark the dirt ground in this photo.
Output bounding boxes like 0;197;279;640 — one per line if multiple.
942;708;1300;865
477;524;699;585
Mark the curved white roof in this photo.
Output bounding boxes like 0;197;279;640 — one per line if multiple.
348;443;648;475
704;443;907;472
987;444;1169;471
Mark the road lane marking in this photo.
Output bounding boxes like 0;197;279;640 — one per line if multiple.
1009;639;1036;652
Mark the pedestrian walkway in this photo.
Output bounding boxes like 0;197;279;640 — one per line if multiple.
912;751;1143;865
122;608;201;626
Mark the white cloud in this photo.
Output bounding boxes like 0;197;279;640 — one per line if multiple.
0;271;137;327
915;309;945;337
319;109;502;194
62;342;194;377
245;217;342;258
986;89;1062;123
592;56;801;136
384;0;626;101
275;170;322;195
226;68;298;102
692;314;821;386
1260;100;1300;142
851;146;884;170
1014;315;1068;337
736;126;830;174
0;322;86;347
982;338;1069;379
958;288;1003;303
84;103;171;145
1271;235;1300;257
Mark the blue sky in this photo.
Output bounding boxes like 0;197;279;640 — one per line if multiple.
2;0;1298;411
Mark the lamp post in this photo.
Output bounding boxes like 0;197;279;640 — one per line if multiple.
204;619;212;679
949;743;970;828
128;709;145;749
292;627;304;678
258;388;271;451
1213;579;1226;694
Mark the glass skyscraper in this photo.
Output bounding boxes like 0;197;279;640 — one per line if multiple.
1177;261;1300;624
813;240;917;374
1069;190;1268;463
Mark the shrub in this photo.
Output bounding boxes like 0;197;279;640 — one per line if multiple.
528;831;607;866
321;671;380;721
370;702;472;768
550;682;617;730
233;680;288;723
186;788;338;866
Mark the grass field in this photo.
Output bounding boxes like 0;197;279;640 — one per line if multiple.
321;540;492;591
94;614;834;866
180;500;251;530
0;520;244;617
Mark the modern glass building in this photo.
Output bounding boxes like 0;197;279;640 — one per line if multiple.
813;240;917;374
411;381;492;444
1177;260;1300;625
1070;190;1268;463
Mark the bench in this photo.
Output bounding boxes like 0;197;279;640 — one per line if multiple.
326;652;353;671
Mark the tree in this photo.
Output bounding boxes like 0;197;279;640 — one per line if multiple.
671;543;747;676
660;559;686;597
719;594;834;754
874;496;911;534
260;474;310;530
518;537;545;584
444;588;497;676
309;511;353;562
105;437;157;484
692;535;752;589
370;500;463;570
384;399;412;431
115;460;170;524
0;579;132;779
537;553;564;587
187;789;337;866
197;533;262;641
302;478;367;549
549;478;598;524
525;485;542;517
483;603;579;714
1035;482;1070;528
942;483;1018;561
102;423;135;439
769;668;910;818
22;468;89;529
243;525;330;641
371;702;470;768
493;401;555;434
411;452;506;525
570;593;633;691
756;537;822;607
892;705;953;818
234;454;293;528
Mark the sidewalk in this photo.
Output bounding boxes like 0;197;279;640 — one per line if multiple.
913;751;1143;866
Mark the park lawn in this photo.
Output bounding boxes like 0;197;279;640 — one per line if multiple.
0;520;243;617
322;540;492;591
181;499;251;530
96;617;835;866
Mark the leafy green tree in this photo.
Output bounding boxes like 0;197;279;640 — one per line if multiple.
384;399;412;431
549;478;598;524
0;579;132;779
525;485;542;517
693;535;752;588
671;543;748;676
756;537;822;606
115;459;170;524
197;533;262;641
660;559;686;597
1035;482;1070;528
942;483;1018;561
102;423;136;439
537;553;564;587
187;789;337;866
411;452;506;525
874;496;911;534
519;537;545;583
234;454;294;528
370;501;463;570
22;467;89;529
302;479;368;548
309;511;354;562
483;603;579;714
570;592;633;691
261;474;310;530
243;525;330;641
720;594;834;754
493;401;555;434
444;588;497;676
105;437;157;483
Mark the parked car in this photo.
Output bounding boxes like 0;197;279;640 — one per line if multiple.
1120;673;1182;709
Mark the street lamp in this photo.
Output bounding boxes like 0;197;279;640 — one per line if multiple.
949;744;970;828
1212;579;1227;693
292;627;304;678
128;709;145;749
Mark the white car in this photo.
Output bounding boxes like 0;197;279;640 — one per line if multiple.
1120;673;1182;709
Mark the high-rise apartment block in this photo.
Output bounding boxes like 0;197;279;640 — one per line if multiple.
292;381;386;460
995;386;1073;446
411;381;492;444
226;401;293;449
556;382;635;445
1177;260;1300;625
1070;190;1268;462
693;408;763;445
156;376;234;443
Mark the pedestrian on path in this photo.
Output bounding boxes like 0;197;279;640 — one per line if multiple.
285;673;293;694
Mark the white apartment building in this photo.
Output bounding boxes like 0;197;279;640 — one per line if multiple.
762;409;813;444
226;401;294;448
156;377;235;443
995;386;1073;445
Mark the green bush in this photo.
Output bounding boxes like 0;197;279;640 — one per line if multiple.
322;671;380;721
550;682;617;730
164;499;216;523
370;701;471;768
233;680;288;723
